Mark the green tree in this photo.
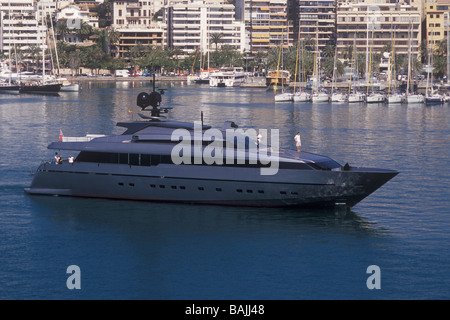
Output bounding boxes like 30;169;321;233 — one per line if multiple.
210;33;224;51
76;21;93;42
106;27;121;56
82;45;106;74
433;55;447;78
55;20;69;41
69;50;82;74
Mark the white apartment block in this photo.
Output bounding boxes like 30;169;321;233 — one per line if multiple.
240;0;293;53
111;0;162;27
163;0;246;56
336;0;423;57
0;0;47;55
297;0;336;51
110;0;165;58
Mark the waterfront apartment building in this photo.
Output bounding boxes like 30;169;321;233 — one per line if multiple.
110;0;165;58
295;0;336;51
0;0;47;56
239;0;294;53
336;0;423;58
163;0;245;56
425;0;450;48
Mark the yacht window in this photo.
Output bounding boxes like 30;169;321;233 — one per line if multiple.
180;186;186;190
216;188;222;192
159;185;165;188
151;155;161;165
141;154;151;166
258;190;264;194
119;153;128;164
129;154;139;166
150;184;156;188
118;182;124;186
129;183;135;187
198;187;204;191
236;189;243;193
171;186;177;189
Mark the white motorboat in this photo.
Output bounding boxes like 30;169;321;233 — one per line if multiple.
60;82;81;92
209;67;245;87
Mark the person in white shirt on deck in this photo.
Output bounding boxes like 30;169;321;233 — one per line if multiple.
294;132;301;153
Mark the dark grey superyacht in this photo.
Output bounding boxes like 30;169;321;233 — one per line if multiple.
25;86;398;208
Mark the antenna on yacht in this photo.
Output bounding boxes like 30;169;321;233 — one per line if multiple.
136;74;171;120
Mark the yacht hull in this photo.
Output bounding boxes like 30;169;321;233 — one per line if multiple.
26;162;398;208
19;83;62;93
406;95;424;104
388;94;404;104
312;93;329;103
293;92;311;102
366;94;386;103
348;94;365;103
331;93;347;103
275;92;293;102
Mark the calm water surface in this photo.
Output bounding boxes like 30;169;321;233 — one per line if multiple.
0;81;449;299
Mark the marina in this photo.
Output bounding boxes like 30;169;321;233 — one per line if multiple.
0;81;449;299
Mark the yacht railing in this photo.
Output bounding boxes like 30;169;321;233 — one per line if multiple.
61;134;105;142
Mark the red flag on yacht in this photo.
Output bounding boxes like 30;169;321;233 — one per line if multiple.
58;129;64;142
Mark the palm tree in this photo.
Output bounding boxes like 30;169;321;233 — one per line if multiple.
76;21;93;42
322;45;335;59
55;20;69;41
107;27;121;57
433;55;447;79
342;45;354;64
209;33;224;51
25;45;41;72
69;50;82;75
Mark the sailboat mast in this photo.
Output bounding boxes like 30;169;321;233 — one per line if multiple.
314;22;319;93
294;26;300;93
407;20;411;95
367;29;372;95
348;33;356;94
447;12;450;85
388;28;395;95
331;44;337;94
41;8;46;83
426;29;431;96
47;3;60;75
8;0;12;85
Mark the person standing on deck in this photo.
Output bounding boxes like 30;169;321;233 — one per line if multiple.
294;132;301;153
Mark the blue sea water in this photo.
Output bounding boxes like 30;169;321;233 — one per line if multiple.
0;81;449;300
